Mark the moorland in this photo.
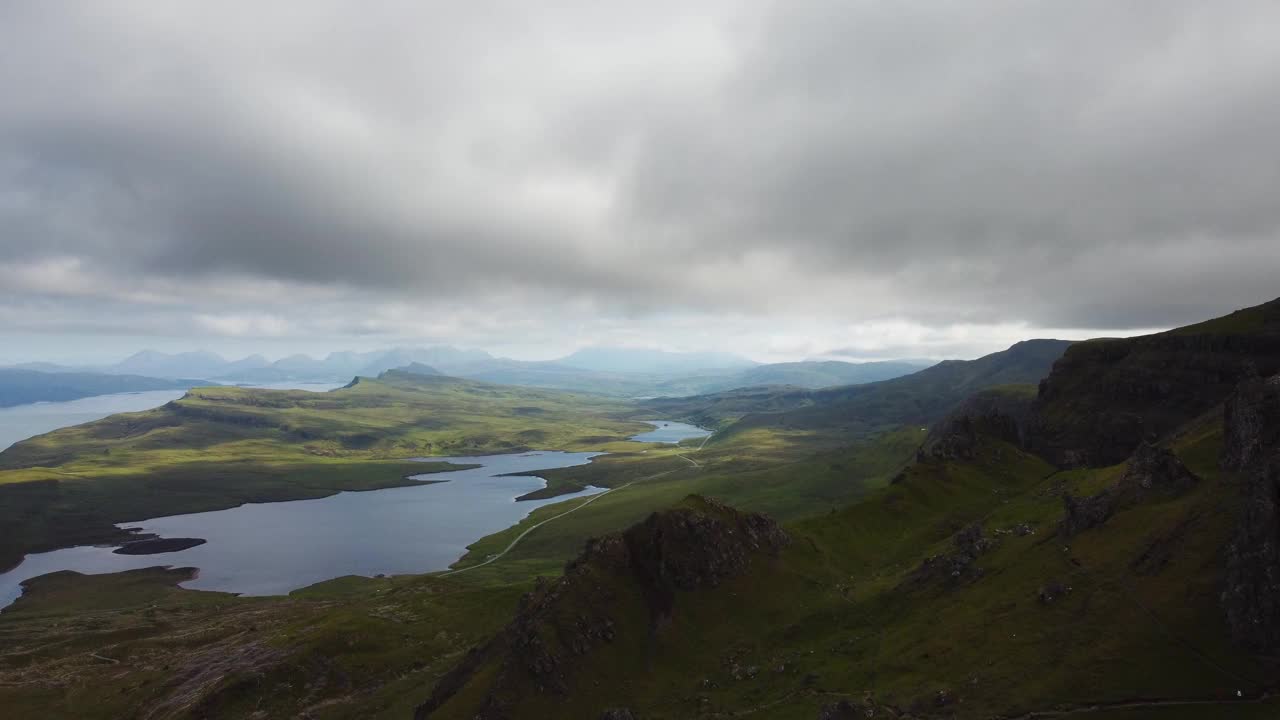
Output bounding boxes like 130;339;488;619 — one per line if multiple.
2;299;1280;719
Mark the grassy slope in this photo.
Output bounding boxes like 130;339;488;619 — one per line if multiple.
0;567;528;720
429;425;1277;719
0;371;648;570
416;300;1280;717
5;304;1278;718
447;427;924;582
0;421;925;718
4;425;1270;720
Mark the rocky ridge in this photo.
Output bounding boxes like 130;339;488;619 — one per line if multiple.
414;496;790;719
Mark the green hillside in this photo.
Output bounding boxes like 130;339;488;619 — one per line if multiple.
0;370;648;570
413;299;1280;718
3;300;1280;719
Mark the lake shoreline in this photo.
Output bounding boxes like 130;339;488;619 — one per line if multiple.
0;450;611;607
0;422;709;607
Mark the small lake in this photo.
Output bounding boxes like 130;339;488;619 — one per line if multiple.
0;381;345;451
0;451;604;607
630;420;712;444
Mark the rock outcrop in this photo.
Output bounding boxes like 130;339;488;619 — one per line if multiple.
414;496;789;720
1059;441;1199;538
1120;441;1199;492
1221;374;1280;652
619;498;790;623
1060;490;1117;537
1222;373;1280;472
905;523;995;588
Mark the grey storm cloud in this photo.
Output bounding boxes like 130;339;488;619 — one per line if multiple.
2;0;1279;351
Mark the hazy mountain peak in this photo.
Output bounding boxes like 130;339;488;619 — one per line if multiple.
111;350;229;379
556;346;757;374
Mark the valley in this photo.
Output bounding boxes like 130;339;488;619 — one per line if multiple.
5;6;1276;718
1;299;1279;719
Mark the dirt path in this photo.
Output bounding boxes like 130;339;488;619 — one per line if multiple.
438;481;626;576
999;691;1276;718
441;427;714;576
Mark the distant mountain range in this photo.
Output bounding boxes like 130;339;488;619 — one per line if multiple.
0;369;202;408
10;347;493;383
6;347;935;398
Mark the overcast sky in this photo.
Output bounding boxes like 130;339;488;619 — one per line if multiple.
2;1;1278;364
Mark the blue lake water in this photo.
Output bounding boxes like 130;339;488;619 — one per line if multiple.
630;420;712;444
0;390;189;451
0;451;604;607
0;405;710;608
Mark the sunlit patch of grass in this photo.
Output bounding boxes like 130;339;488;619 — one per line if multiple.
0;373;651;569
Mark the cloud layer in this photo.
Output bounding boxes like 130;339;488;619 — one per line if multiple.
2;1;1278;360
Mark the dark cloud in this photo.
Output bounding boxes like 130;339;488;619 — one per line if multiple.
1;1;1278;360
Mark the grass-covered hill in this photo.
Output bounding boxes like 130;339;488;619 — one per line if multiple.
641;338;1071;436
0;368;200;408
0;370;649;571
6;300;1280;719
407;298;1280;719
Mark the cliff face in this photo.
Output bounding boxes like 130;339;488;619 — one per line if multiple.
919;299;1280;658
1222;374;1280;652
1031;298;1280;467
414;496;789;720
920;386;1037;461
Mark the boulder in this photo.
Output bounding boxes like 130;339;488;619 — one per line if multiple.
1060;490;1116;537
1036;580;1070;604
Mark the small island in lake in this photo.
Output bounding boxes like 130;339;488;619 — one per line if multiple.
113;537;207;555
